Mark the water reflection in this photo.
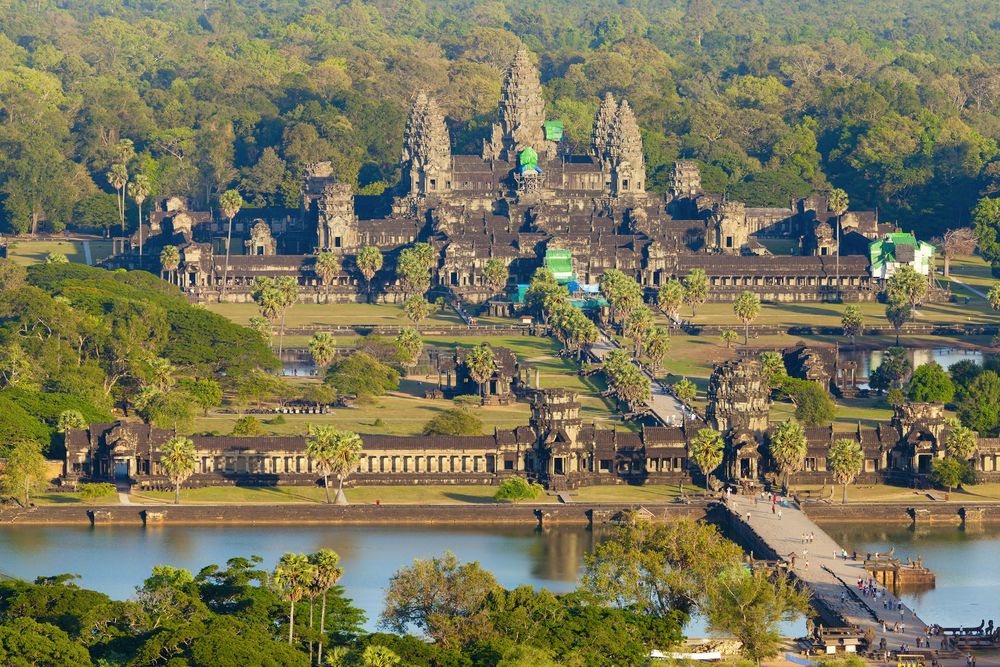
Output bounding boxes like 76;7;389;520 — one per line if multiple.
840;347;983;377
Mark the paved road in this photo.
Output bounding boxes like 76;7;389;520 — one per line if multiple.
727;494;932;649
590;331;690;426
82;240;93;265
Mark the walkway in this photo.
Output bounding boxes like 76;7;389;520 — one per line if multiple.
950;276;988;300
82;240;93;266
726;494;931;648
590;331;689;426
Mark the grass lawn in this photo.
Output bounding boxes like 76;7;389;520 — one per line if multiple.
5;239;113;266
946;255;995;289
797;482;1000;504
204;302;465;329
133;485;558;505
32;492;119;505
570;484;702;502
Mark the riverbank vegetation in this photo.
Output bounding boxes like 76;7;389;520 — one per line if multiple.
0;518;807;666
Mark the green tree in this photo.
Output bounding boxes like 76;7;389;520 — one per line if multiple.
308;332;338;369
780;377;835;426
841;305;864;349
944;424;979;460
0;617;93;666
828;437;864;503
907;362;955;403
733;291;761;344
274;275;299;358
706;566;810;665
869;347;912;391
159;245;180;285
720;328;738;348
356;246;384;303
394;328;423;370
599;269;643;325
524;268;567;324
325;352;400;400
306;424;363;505
957;371;1000;434
931;456;973;494
483;258;509;295
683;269;709;318
179;378;222;416
769;419;807;490
759;351;787;389
218;189;243;302
657;278;686;331
44;252;67;264
885;301;913;345
973;196;1000;264
106;162;129;236
273;552;316;645
380;551;500;647
423;407;482;436
315;251;340;304
643;326;671;372
230;415;264;437
494;477;541;502
128;173;151;257
828;188;849;216
362;645;401;667
402;294;432;325
583;518;743;618
988;283;1000;311
689;428;724;489
465;344;497;399
56;409;88;433
310;549;344;665
886;265;929;310
673;377;697;406
396;244;434;296
623;305;654;356
159;435;197;505
0;439;47;506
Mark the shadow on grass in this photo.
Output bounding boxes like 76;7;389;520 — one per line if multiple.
35;494;84;505
443;492;496;504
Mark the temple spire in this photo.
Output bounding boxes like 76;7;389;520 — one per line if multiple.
483;46;553;162
592;92;617;163
402;91;451;196
607;99;646;195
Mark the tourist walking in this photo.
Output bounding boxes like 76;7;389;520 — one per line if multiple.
778;509;783;520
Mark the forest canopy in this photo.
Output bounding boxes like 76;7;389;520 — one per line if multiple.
2;0;1000;237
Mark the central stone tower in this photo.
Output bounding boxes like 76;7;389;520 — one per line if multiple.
483;46;555;162
706;358;770;435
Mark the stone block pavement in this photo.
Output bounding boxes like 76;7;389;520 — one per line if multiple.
727;494;934;651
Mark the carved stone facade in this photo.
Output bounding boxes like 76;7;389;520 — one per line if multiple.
483;46;554;162
316;182;358;253
402;91;452;197
605;100;646;196
245;220;277;256
706;358;771;434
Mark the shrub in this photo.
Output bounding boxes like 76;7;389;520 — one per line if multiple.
422;408;483;436
264;415;286;425
79;483;117;499
494;477;541;502
453;395;480;408
231;415;264;437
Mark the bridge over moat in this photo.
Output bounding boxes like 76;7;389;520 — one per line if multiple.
725;494;932;650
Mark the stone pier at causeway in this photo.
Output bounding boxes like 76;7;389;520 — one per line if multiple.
725;494;931;648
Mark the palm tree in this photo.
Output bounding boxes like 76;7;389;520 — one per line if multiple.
356;246;383;303
218;189;244;301
274;275;299;358
128;174;151;258
273;553;316;645
465;344;497;399
159;436;197;505
106;163;129;237
307;425;363;504
251;277;282;347
308;332;337;369
362;646;401;667
309;549;344;665
315;251;340;303
160;245;180;285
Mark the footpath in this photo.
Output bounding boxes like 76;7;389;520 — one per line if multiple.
727;495;931;651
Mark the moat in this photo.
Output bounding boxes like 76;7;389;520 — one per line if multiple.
1;521;997;631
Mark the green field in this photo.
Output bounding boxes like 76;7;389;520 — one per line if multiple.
5;239;113;266
204;302;466;329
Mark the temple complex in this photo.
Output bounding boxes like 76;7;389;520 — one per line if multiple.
108;48;936;307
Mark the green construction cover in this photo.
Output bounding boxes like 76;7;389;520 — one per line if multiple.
543;121;564;141
518;146;538;168
544;248;574;282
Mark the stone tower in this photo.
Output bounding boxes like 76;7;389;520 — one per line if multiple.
606;100;646;196
706;359;770;435
483;46;553;162
712;200;749;253
530;388;582;446
592;92;617;167
670;161;702;199
317;183;358;254
402;91;452;197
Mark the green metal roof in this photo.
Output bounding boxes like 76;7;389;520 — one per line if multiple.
869;233;935;270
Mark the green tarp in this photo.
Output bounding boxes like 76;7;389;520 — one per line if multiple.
544;249;574;282
543;121;564;141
